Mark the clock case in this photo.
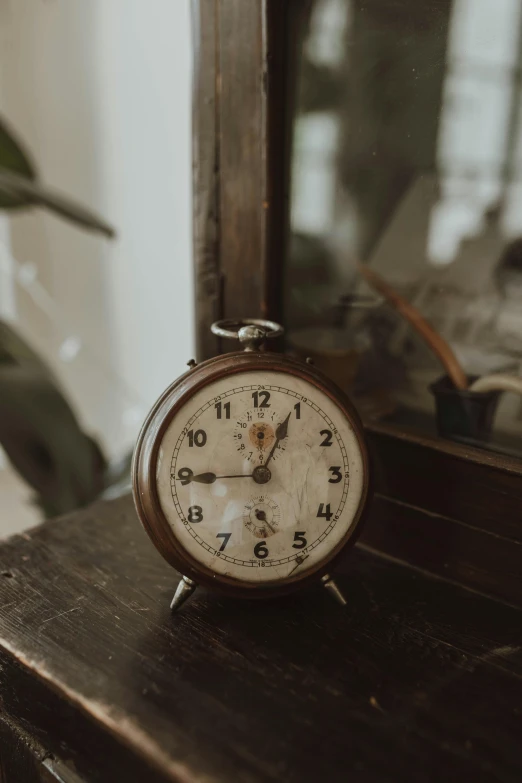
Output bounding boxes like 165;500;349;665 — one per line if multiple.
132;349;371;600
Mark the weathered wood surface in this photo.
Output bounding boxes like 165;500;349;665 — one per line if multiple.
0;495;521;782
0;712;84;782
192;0;221;361
363;494;522;610
368;422;522;544
365;423;522;607
193;0;292;360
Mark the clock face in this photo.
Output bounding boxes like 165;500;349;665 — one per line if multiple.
154;369;366;585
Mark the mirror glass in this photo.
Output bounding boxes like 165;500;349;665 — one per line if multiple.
287;0;522;456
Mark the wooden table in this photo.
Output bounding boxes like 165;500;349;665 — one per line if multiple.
0;495;520;782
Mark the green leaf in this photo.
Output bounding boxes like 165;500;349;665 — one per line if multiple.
0;117;37;208
0;320;107;517
0;364;106;517
0;320;56;378
0;169;116;238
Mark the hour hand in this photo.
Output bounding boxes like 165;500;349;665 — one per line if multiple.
189;472;218;484
275;412;291;441
265;412;291;467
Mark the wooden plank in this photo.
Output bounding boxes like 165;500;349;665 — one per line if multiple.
193;0;290;353
0;712;84;782
0;496;521;782
217;0;267;320
362;494;522;608
261;0;295;329
366;424;522;605
368;423;522;544
0;714;44;783
192;0;221;361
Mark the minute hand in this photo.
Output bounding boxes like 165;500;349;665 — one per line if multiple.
264;412;291;468
185;472;253;484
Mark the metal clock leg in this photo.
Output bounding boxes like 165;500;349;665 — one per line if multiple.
321;574;347;606
170;576;198;613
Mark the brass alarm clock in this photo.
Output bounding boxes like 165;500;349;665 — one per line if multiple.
132;319;370;612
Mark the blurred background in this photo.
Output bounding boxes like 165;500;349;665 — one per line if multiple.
0;0;192;536
287;0;522;453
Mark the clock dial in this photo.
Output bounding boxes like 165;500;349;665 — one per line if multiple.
155;370;365;584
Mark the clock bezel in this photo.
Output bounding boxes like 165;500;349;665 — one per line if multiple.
132;351;371;598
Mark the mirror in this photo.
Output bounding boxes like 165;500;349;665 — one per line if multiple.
286;0;522;456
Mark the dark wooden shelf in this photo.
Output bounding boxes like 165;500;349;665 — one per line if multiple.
0;495;521;782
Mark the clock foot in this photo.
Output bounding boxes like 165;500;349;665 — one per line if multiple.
170;576;198;613
321;574;347;606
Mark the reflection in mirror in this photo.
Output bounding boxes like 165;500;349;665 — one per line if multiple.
287;0;522;455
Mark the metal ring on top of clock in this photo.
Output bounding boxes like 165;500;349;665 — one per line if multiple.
211;319;283;340
211;319;284;352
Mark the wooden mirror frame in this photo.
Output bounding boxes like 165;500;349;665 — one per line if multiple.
191;0;522;608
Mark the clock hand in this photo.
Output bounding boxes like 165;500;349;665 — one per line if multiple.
264;412;291;468
255;508;276;535
184;471;253;485
288;554;310;576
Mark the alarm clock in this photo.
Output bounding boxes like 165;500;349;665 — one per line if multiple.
132;319;370;612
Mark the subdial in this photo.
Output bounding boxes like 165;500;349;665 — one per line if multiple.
243;496;281;539
234;409;286;464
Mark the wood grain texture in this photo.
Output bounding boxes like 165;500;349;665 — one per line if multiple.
367;423;522;543
0;712;84;782
218;0;266;321
193;0;291;358
365;424;522;607
362;495;522;608
192;0;221;361
0;495;521;782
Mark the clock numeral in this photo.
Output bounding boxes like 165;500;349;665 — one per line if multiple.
177;467;193;485
216;532;231;551
187;505;203;523
328;466;342;484
320;429;333;447
187;429;207;447
292;531;307;549
215;401;231;419
254;541;269;559
317;503;333;522
252;390;271;408
294;402;301;419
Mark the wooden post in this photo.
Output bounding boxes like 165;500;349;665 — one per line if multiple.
192;0;293;360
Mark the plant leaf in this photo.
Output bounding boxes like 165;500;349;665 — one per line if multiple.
0;117;37;208
0;363;107;517
0;169;116;238
0;319;107;517
0;319;56;380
